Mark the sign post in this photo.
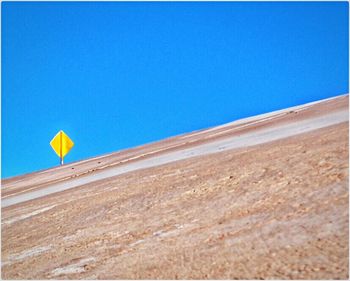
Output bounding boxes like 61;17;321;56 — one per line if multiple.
50;130;74;165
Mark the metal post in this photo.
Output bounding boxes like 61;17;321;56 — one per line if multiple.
60;131;63;166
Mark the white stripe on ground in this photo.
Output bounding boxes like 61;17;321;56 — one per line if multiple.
205;93;348;131
2;109;348;208
1;245;52;267
1;205;57;225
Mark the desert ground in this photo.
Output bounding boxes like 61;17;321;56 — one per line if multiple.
1;94;349;279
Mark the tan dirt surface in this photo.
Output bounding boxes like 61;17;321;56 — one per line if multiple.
2;94;347;198
1;95;349;279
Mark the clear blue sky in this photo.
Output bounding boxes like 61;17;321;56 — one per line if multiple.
2;1;348;178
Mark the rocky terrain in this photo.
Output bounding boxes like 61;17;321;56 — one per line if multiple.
1;94;348;279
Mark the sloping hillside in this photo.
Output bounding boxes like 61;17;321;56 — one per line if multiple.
1;95;348;279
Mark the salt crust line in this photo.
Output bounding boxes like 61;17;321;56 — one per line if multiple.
2;106;348;208
1;205;57;225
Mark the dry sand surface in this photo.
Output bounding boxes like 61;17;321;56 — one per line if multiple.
1;94;349;279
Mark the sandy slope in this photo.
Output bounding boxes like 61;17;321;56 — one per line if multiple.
2;94;348;207
1;94;349;279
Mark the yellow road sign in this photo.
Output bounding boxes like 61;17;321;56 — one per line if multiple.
50;130;74;163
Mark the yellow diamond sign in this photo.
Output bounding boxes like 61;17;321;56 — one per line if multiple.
50;130;74;162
